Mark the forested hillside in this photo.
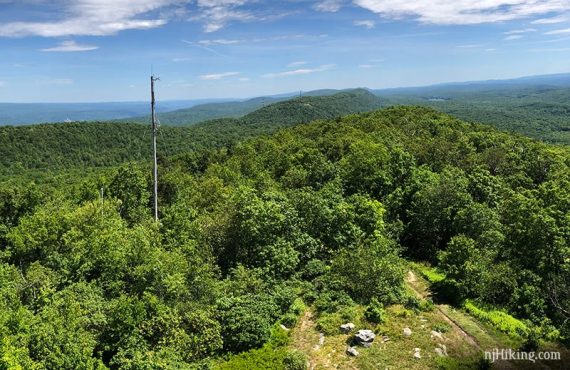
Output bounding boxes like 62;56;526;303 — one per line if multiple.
0;89;384;176
1;106;568;368
120;88;380;126
120;96;287;126
376;85;570;145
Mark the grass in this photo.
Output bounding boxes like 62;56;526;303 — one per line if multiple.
463;300;529;339
409;262;446;284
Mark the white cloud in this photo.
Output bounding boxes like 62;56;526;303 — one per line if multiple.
172;57;192;62
314;0;343;12
0;0;178;37
504;34;524;40
545;27;570;34
199;71;240;80
354;20;375;29
353;0;570;25
504;28;536;34
238;77;250;81
486;48;497;51
41;40;98;52
198;39;242;45
182;39;229;57
195;0;254;32
456;44;485;48
0;81;5;87
288;61;307;67
359;64;375;68
532;15;568;24
529;46;570;51
49;78;74;85
262;64;335;78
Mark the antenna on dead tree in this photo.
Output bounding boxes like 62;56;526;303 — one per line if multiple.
151;75;160;222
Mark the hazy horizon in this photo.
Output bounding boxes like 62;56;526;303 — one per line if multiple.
0;71;568;104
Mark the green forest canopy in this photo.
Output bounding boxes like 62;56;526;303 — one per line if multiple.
0;89;384;177
1;106;569;368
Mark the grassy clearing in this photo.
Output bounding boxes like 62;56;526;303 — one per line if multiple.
290;296;486;369
285;266;569;369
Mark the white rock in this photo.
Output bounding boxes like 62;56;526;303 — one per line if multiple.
430;330;443;340
340;323;356;333
403;327;412;337
435;348;445;357
438;343;448;356
413;348;421;359
346;347;359;356
280;324;290;331
319;333;325;346
354;329;376;347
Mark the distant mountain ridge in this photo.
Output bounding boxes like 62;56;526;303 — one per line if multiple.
373;74;570;144
1;72;568;126
0;89;385;176
120;88;366;126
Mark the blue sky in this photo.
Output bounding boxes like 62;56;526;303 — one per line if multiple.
0;0;569;102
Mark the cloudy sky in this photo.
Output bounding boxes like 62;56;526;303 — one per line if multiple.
1;0;569;102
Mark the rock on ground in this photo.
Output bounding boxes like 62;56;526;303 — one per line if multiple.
430;330;443;340
340;323;355;333
346;347;359;356
354;329;376;347
413;348;421;359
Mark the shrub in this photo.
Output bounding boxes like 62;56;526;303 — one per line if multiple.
339;305;358;322
272;284;297;313
215;347;288;370
433;322;451;333
313;289;354;314
329;235;404;304
432;279;463;306
289;298;306;316
316;313;344;336
364;298;385;324
301;259;328;280
283;351;307;370
217;295;279;353
280;313;298;329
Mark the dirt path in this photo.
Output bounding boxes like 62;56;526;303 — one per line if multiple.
291;310;358;370
406;271;481;350
405;270;559;370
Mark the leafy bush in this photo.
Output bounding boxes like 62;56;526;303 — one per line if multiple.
217;295;280;353
329;235;404;304
364;298;385;324
283;351;307;370
313;289;354;314
316;312;344;336
280;313;298;329
301;259;328;280
289;298;306;316
215;347;288;370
